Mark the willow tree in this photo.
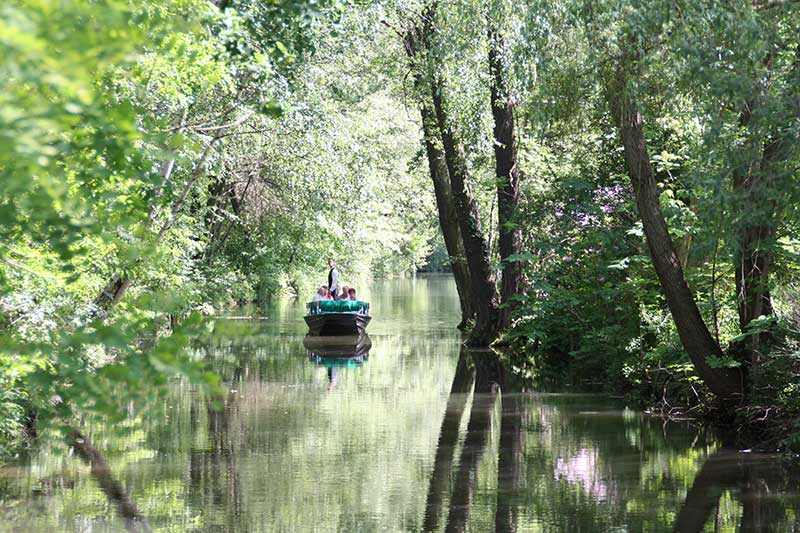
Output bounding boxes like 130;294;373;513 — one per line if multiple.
399;0;501;345
398;0;535;344
589;0;800;401
488;4;523;331
402;16;475;330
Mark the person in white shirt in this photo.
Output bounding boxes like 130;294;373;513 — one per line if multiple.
311;286;327;301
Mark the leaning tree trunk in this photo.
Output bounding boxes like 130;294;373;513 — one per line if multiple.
410;0;498;346
419;74;497;344
609;66;743;401
488;25;522;332
93;276;133;314
422;108;476;329
403;26;475;330
431;84;500;346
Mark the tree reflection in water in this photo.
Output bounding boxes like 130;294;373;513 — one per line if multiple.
673;450;800;532
422;351;476;531
423;348;521;532
423;349;800;532
188;372;243;531
493;386;525;532
444;351;501;533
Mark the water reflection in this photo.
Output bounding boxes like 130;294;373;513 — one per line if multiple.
423;348;516;532
304;335;371;391
304;334;372;362
444;351;502;533
188;390;243;531
494;390;524;533
422;349;476;532
421;347;800;532
674;450;800;532
1;276;799;532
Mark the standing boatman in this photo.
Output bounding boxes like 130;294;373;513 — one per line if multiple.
327;257;339;300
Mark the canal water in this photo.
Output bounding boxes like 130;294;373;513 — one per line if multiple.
1;275;798;531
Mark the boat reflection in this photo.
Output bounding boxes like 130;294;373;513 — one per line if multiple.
303;334;371;363
303;335;371;391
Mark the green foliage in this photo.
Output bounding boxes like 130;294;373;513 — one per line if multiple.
499;0;800;421
0;0;440;456
2;0;799;459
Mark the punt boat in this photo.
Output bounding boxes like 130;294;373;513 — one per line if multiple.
304;300;371;336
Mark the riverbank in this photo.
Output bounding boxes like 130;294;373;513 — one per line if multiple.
503;340;800;453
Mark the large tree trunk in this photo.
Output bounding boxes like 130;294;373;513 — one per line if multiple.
731;102;781;361
733;103;777;331
427;74;499;345
732;43;800;359
734;220;774;330
403;25;475;330
733;162;775;355
411;0;499;345
488;25;522;332
609;66;743;401
422;109;476;330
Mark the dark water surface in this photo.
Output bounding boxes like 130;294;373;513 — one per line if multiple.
1;275;799;532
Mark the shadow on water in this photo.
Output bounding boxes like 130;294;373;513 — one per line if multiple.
422;348;800;533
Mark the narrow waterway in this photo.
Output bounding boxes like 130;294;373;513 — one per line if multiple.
1;275;798;531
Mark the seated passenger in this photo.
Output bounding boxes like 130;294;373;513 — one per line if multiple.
348;288;360;301
340;285;349;300
311;286;327;302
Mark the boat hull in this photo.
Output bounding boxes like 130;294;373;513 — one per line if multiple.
303;313;371;336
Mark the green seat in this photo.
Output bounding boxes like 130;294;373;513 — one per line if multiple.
307;300;369;315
